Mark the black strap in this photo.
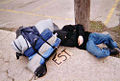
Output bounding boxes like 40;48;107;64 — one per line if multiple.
32;39;46;60
32;45;46;60
13;41;22;52
39;34;56;49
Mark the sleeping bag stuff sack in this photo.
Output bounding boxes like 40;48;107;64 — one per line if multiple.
11;19;61;78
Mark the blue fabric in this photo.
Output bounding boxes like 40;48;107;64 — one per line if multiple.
24;29;53;57
86;33;118;58
28;38;61;64
21;26;40;45
39;38;61;64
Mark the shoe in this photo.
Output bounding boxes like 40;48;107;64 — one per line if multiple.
110;48;119;55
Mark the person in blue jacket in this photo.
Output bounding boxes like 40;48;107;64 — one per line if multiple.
54;24;120;58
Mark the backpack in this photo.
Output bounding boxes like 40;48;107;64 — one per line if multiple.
11;19;61;78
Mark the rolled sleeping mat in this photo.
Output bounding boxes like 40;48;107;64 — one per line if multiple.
27;34;58;72
27;37;61;77
11;35;31;54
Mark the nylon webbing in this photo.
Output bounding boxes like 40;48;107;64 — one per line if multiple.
39;34;56;49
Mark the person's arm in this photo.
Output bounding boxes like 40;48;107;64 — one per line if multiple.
75;24;85;36
78;36;84;46
75;24;85;46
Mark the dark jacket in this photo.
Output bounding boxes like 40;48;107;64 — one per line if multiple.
54;24;91;50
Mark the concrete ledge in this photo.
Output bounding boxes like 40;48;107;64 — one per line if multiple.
0;30;120;81
39;47;120;81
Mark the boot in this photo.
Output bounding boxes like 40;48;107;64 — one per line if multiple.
110;48;119;55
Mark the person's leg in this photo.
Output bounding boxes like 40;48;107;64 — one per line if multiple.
86;39;110;58
86;33;119;58
102;34;118;49
88;33;118;49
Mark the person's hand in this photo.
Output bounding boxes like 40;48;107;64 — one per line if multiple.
78;36;84;46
